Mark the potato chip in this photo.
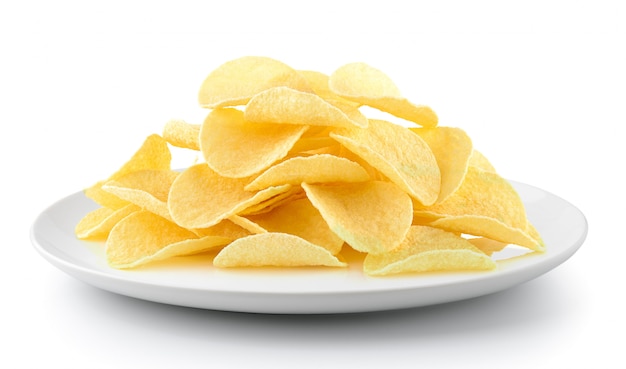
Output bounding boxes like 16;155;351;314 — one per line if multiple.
168;163;292;229
244;86;367;128
75;204;140;240
245;197;344;254
200;108;309;178
428;215;544;251
297;70;359;106
244;154;370;191
192;218;253;240
236;186;305;216
162;119;200;151
330;119;441;206
106;210;230;269
410;127;473;203
198;56;312;109
329;62;438;127
467;237;510;256
413;166;528;230
213;233;347;268
363;225;496;276
84;134;171;209
101;169;179;220
302;181;412;254
468;149;496;172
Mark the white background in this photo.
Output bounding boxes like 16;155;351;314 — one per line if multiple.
2;0;624;368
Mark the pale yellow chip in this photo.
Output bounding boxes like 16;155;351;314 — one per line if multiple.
297;70;360;106
236;186;305;216
106;210;231;269
162;119;200;151
330;119;441;206
363;225;496;276
84;134;172;209
213;233;347;268
244;86;368;128
245;197;344;254
302;181;412;254
467;237;510;256
428;215;544;252
198;56;312;109
101;169;179;220
469;149;497;172
244;154;370;191
410;126;473;203
75;204;140;240
200;108;309;178
192;218;253;240
168;163;292;229
413;166;528;230
329;62;438;127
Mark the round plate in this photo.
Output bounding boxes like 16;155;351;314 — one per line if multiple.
30;181;587;314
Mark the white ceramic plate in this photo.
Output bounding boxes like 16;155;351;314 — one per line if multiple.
31;181;587;314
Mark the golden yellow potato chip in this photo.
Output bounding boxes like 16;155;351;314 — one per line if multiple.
297;70;359;106
236;186;305;216
413;166;528;230
162;119;200;151
75;204;140;240
106;210;231;269
192;218;253;240
168;163;292;229
101;169;179;220
198;56;312;109
245;197;344;254
213;233;347;268
244;86;367;128
363;226;496;276
428;215;544;252
227;215;269;235
329;62;438;127
302;181;412;254
200;108;309;178
244;154;370;191
468;149;497;172
410;127;473;203
467;237;509;256
84;134;171;209
330;119;441;206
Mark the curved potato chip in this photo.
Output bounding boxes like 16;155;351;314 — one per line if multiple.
330;119;440;206
192;218;253;240
162;119;200;150
244;86;367;128
413;166;528;230
75;204;140;240
329;62;438;127
198;56;312;108
168;163;292;229
236;186;305;216
245;197;344;254
200;108;308;178
302;181;412;254
428;215;544;252
213;233;347;268
363;226;496;276
102;169;179;220
410;127;473;203
106;210;230;269
244;154;370;191
84;134;172;209
297;69;360;106
467;237;510;256
469;149;497;172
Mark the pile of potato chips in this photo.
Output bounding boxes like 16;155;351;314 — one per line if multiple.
75;56;544;276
